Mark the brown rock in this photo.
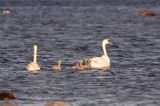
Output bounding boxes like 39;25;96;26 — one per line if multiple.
2;9;10;16
139;11;159;16
44;101;70;106
0;92;16;100
0;102;18;106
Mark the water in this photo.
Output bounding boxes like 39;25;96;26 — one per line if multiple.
0;0;160;106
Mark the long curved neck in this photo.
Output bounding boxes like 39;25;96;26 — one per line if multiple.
33;45;37;63
102;41;107;56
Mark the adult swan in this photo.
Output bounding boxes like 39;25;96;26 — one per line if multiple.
90;39;112;70
26;44;40;72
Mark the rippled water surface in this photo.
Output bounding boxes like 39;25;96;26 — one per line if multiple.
0;0;160;106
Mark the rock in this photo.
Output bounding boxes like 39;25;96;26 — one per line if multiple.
0;102;18;106
2;9;10;16
44;101;70;106
139;11;159;16
0;92;16;100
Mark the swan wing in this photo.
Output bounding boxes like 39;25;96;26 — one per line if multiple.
26;62;40;71
101;55;110;67
90;56;110;68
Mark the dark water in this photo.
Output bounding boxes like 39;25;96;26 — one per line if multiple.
0;0;160;106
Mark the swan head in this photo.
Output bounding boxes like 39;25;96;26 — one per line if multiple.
103;39;112;45
34;44;37;49
57;58;62;65
79;59;83;66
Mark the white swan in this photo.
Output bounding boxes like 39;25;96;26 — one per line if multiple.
90;39;112;69
26;44;40;72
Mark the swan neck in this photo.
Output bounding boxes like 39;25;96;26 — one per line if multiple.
58;62;61;68
79;60;83;67
33;45;37;63
102;41;107;56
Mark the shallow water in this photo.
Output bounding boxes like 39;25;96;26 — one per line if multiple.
0;0;160;106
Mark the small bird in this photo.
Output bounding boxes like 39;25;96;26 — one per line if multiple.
72;59;84;70
52;58;62;71
77;59;84;70
72;63;80;70
86;57;92;69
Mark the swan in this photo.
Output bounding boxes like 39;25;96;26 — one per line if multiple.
72;59;91;71
72;60;82;70
77;59;84;70
26;44;40;72
72;63;79;70
80;58;92;70
90;39;112;69
72;59;85;70
51;58;61;71
85;57;92;69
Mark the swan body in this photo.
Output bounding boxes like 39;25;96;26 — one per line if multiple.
90;55;110;68
52;58;61;71
27;62;40;72
90;39;112;69
26;45;40;72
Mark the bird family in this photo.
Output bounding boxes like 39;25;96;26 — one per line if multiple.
26;39;112;73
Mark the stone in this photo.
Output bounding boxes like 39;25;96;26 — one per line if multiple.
0;92;16;100
44;101;70;106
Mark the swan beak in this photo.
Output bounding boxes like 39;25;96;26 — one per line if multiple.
108;40;112;45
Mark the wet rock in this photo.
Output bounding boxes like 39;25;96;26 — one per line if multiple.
2;9;10;16
0;92;16;100
44;101;70;106
139;11;159;16
0;102;18;106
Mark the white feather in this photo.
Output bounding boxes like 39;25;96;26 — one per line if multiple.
90;39;111;69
